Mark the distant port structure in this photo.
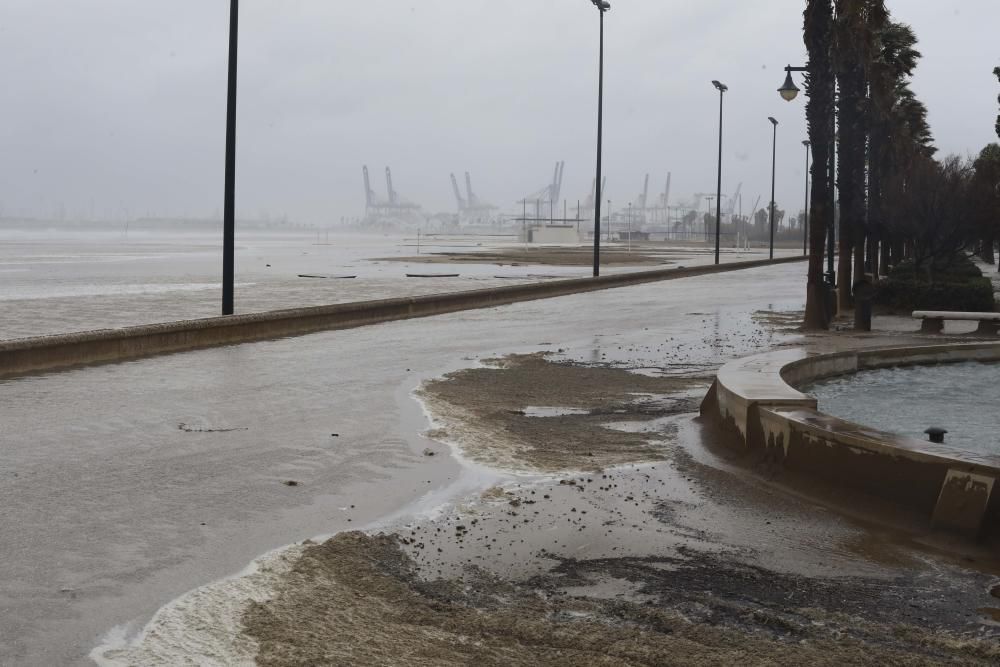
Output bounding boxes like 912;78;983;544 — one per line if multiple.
518;161;565;221
356;162;748;244
362;165;423;226
450;172;498;224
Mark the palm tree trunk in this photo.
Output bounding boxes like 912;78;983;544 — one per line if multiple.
834;0;869;311
803;0;836;329
981;235;995;264
880;238;891;273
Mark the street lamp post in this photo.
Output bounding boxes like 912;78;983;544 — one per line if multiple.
711;80;727;264
779;65;834;285
802;139;811;256
590;0;610;277
222;0;239;315
704;196;714;242
767;116;778;260
627;201;632;252
607;200;612;241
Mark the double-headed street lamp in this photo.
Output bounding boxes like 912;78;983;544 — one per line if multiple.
767;116;778;260
802;139;811;256
590;0;610;277
222;0;239;315
711;80;727;265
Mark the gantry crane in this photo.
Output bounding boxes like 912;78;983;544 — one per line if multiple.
518;161;564;219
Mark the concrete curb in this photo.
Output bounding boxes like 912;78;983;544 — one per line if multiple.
1;255;805;378
701;342;1000;538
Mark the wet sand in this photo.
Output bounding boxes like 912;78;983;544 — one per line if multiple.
417;353;702;472
380;242;806;270
378;244;673;267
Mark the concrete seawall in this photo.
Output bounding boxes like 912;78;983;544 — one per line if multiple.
0;255;804;379
701;342;1000;539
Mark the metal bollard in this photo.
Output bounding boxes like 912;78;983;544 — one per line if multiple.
924;427;947;444
853;275;874;332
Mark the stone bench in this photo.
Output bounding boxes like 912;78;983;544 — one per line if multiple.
912;310;1000;335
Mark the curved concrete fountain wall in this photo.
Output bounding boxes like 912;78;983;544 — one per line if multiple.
701;342;1000;539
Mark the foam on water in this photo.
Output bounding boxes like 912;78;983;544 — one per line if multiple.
90;543;306;667
88;374;512;665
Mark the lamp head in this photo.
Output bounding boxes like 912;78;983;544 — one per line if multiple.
712;80;728;92
802;139;811;147
591;0;611;11
778;70;800;101
768;116;778;126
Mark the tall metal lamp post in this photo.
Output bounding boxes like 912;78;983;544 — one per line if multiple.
606;200;612;241
711;80;727;265
802;139;810;256
627;201;632;252
778;65;834;285
767;116;778;260
590;0;610;277
222;0;239;315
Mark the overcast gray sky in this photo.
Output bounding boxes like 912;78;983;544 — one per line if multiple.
1;0;998;224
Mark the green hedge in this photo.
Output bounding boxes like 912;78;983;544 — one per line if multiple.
874;255;997;312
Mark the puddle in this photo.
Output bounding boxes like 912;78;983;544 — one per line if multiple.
521;406;591;418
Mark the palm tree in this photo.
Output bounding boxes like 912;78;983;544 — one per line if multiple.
869;21;934;269
868;18;914;274
993;66;999;140
833;0;871;310
803;0;836;329
971;144;1000;265
994;66;1000;270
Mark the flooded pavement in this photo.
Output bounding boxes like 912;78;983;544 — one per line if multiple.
1;261;805;665
0;229;794;339
5;257;997;665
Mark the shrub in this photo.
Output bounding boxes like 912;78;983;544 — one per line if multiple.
874;254;997;312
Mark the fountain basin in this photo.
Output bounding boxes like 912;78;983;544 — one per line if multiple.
701;342;1000;539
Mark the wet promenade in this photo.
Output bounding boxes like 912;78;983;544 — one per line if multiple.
0;261;804;665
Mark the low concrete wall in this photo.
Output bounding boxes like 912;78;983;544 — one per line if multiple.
702;342;1000;539
0;255;804;379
